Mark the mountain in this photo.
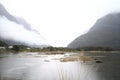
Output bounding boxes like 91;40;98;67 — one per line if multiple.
68;13;120;49
0;3;48;47
0;3;32;31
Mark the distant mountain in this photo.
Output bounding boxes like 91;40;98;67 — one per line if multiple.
68;13;120;49
0;3;48;47
0;3;31;30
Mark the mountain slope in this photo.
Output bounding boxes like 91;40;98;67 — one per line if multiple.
68;13;120;49
0;3;48;47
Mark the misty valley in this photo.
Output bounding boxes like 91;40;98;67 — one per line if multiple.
1;1;120;80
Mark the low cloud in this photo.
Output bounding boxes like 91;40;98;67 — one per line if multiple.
0;16;48;46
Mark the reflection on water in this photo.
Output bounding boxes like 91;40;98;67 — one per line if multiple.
0;52;120;80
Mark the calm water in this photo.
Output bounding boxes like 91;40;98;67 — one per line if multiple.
0;52;120;80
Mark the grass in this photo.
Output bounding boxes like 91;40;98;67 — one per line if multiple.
56;61;96;80
59;56;93;62
55;51;102;80
44;51;65;55
57;62;74;80
0;52;103;80
0;75;3;80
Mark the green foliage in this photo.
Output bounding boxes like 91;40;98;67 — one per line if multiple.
0;44;119;53
76;46;113;51
12;45;20;52
0;40;8;47
41;46;76;52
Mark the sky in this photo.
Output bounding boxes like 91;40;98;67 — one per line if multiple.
0;0;120;47
0;16;48;46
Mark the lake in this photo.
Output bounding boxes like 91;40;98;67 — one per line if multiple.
0;51;120;80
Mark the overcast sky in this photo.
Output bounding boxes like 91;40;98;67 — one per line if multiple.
1;0;120;47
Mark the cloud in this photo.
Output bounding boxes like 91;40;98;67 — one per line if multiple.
0;16;48;46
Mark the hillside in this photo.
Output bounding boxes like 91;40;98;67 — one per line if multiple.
0;3;48;48
68;13;120;49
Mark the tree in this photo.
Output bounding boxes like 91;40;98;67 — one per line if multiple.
0;40;8;46
12;45;20;52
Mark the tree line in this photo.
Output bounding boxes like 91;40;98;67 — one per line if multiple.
1;45;120;53
0;39;119;53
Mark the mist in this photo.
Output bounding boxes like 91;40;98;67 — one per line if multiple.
0;16;48;46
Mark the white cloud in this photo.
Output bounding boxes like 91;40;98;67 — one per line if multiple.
0;16;48;46
1;0;120;47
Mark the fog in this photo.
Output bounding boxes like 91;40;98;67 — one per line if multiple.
0;16;48;46
1;0;120;47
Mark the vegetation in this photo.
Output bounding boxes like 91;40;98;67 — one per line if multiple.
0;45;77;53
57;59;96;80
0;44;120;54
0;40;8;46
59;56;93;62
76;46;114;51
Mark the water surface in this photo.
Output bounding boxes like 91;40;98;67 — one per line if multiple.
0;52;120;80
